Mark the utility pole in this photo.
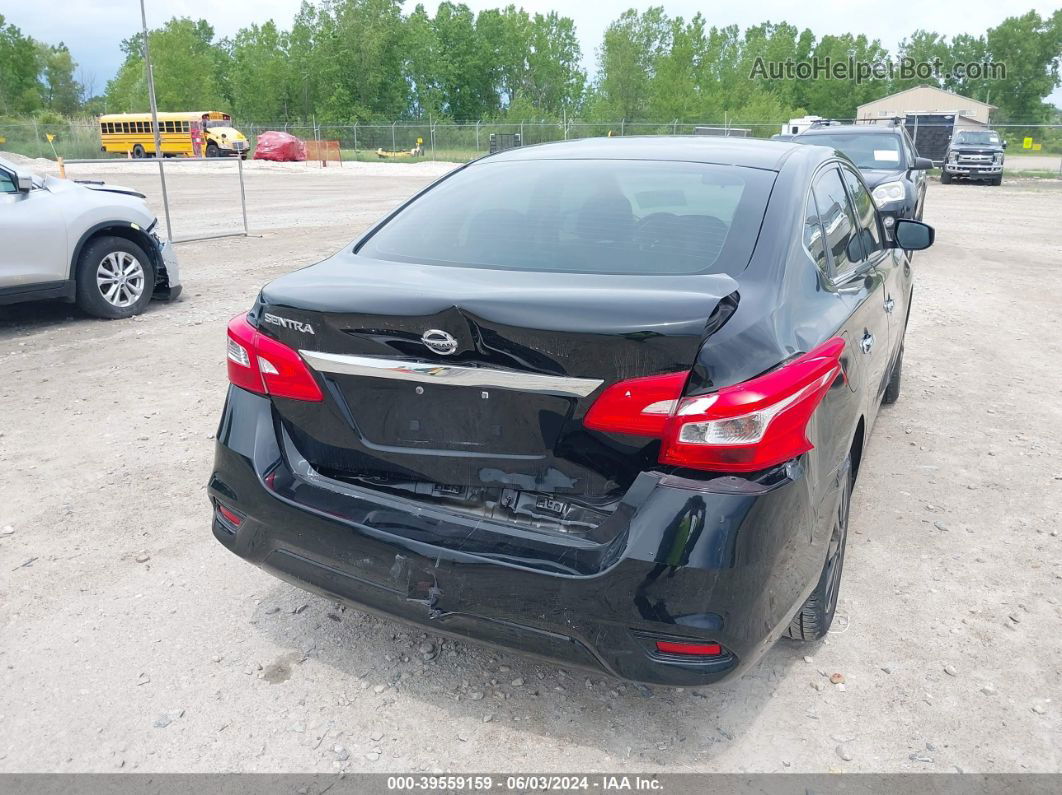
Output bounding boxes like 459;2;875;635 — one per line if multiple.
139;0;172;241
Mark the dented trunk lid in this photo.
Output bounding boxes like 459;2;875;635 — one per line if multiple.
258;254;737;537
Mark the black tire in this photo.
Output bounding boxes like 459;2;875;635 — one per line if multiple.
990;175;1002;186
132;144;146;159
940;170;952;184
786;457;852;642
882;345;903;405
74;235;155;319
206;143;220;158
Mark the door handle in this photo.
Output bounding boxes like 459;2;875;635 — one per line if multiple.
884;297;895;313
861;333;875;354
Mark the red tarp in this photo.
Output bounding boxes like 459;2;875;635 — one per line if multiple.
252;131;307;162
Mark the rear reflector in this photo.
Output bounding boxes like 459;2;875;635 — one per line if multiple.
216;504;243;527
654;640;723;657
584;337;845;473
227;313;323;402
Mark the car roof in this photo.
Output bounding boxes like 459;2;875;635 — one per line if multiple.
796;125;903;138
483;136;821;172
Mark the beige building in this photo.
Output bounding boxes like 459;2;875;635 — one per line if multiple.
857;85;996;129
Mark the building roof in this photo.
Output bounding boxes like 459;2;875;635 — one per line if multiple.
857;85;997;112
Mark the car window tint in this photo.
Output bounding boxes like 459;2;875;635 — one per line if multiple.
811;167;863;273
0;170;16;193
841;166;883;257
803;190;830;277
800;133;903;170
903;130;917;161
358;159;776;276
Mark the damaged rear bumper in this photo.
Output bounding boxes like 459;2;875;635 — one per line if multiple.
208;387;827;686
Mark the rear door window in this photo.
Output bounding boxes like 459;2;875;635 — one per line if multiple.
358;159;776;277
811;166;863;275
840;166;884;258
803;190;830;277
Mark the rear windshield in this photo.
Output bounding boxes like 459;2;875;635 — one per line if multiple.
357;159;775;276
799;133;904;170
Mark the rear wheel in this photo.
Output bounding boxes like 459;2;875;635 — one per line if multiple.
132;144;145;159
75;235;155;319
882;345;903;405
786;457;852;642
940;170;952;184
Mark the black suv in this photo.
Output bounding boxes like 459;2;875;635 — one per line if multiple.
942;129;1005;185
793;122;933;235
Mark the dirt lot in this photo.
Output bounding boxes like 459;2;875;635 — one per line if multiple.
1;159;1060;773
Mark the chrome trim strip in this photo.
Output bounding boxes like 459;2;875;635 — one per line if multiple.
299;351;604;398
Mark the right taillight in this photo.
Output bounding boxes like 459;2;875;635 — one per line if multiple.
226;313;323;402
584;337;845;473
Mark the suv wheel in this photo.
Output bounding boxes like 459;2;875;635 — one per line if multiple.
786;456;852;642
990;175;1002;186
940;170;952;184
75;236;155;319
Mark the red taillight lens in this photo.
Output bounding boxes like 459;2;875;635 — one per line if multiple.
226;314;323;402
583;371;687;436
584;337;845;473
654;640;723;657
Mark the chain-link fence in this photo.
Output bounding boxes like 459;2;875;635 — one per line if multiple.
2;119;1060;175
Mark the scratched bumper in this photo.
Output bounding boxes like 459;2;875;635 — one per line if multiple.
208;387;827;686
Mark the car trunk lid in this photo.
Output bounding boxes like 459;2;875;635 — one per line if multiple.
258;255;738;536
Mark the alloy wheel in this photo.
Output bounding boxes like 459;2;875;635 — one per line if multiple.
96;251;146;308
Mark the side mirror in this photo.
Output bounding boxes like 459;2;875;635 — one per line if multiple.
912;157;934;171
891;219;934;251
16;172;33;192
1002;140;1008;150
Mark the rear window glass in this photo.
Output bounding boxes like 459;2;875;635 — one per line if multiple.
798;133;903;170
357;159;775;276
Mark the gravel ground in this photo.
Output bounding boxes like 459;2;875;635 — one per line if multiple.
0;161;1060;773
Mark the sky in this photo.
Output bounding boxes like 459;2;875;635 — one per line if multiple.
5;0;1061;106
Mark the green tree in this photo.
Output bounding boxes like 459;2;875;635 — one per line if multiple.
594;7;671;120
39;42;82;114
0;15;43;114
106;18;229;112
984;10;1062;122
228;22;290;121
404;4;444;117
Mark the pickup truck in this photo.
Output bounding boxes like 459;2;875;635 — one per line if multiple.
941;129;1005;185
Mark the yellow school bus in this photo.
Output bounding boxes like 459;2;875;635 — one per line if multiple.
98;111;249;158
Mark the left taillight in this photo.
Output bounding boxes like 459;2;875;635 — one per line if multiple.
583;337;845;473
226;313;323;402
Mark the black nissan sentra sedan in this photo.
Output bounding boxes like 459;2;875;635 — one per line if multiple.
210;137;934;685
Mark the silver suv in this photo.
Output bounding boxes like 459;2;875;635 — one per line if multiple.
0;156;181;319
